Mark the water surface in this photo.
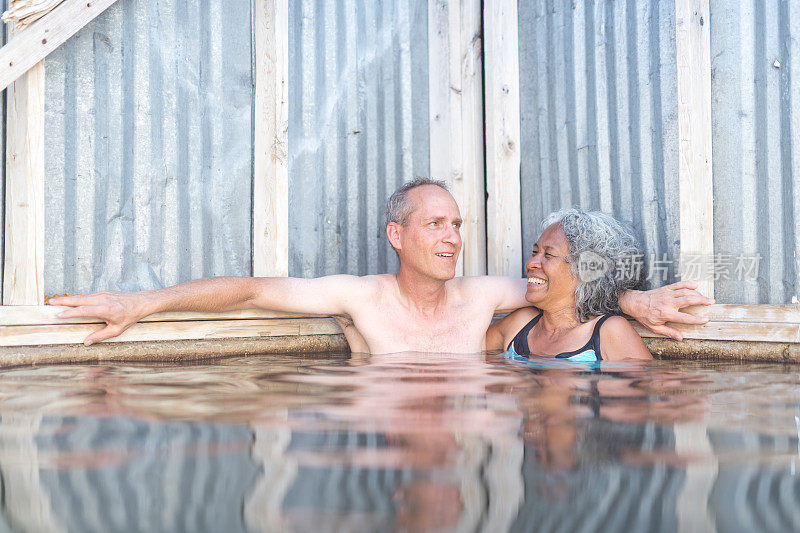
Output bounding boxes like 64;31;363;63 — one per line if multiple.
0;353;798;532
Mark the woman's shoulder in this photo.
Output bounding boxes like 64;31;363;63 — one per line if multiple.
597;314;652;360
485;307;540;352
501;307;541;331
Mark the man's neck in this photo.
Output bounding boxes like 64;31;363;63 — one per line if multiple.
394;268;449;315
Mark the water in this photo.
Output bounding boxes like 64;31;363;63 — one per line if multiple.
0;353;799;532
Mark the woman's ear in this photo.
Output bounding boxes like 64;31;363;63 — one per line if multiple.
386;222;402;251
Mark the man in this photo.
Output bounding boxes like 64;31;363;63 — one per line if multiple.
50;179;713;353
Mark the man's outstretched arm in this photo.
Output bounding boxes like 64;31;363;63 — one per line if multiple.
478;277;715;341
48;275;367;346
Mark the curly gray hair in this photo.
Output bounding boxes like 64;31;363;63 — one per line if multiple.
384;177;450;227
542;208;644;322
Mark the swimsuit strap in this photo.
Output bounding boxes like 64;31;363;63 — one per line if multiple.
508;313;615;360
585;314;614;361
507;312;543;355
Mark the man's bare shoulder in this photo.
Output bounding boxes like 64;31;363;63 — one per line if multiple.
448;275;523;290
307;273;388;288
322;273;395;303
448;276;527;308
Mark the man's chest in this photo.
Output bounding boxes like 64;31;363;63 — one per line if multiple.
350;302;495;353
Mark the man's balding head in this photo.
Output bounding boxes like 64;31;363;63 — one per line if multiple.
385;178;450;228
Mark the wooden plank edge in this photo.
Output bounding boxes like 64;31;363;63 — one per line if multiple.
645;338;800;364
0;318;344;346
3;302;800;328
0;334;350;368
0;305;322;326
632;321;800;344
677;304;800;323
0;0;120;92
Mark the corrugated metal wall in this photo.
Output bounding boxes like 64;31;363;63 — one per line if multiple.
518;0;681;289
287;0;430;278
711;0;800;304
42;0;254;295
6;0;796;300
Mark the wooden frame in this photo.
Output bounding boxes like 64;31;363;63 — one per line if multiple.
428;0;486;276
4;22;45;305
483;0;522;277
253;0;289;277
675;0;714;298
0;316;341;347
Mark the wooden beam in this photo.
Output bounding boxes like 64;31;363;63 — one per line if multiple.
0;317;342;347
0;0;120;92
633;321;800;344
0;305;315;326
627;304;800;343
428;0;486;276
483;0;522;277
4;22;45;305
0;335;349;366
676;304;800;323
253;0;289;277
676;0;714;298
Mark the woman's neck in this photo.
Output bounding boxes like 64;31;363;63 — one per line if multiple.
539;304;581;335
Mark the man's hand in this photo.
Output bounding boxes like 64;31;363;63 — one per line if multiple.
49;291;152;346
619;281;715;341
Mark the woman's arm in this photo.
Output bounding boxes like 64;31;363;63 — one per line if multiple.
484;308;539;353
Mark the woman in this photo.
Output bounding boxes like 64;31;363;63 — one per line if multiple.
486;208;652;362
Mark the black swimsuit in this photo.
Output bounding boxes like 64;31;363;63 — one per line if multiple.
504;313;614;362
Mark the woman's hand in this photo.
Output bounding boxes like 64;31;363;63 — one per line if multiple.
619;281;715;341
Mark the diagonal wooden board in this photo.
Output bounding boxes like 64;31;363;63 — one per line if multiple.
0;0;120;92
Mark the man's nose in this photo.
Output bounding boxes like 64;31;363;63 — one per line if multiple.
525;253;540;271
443;224;460;243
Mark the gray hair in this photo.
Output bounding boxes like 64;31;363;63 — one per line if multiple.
384;177;450;227
542;208;644;322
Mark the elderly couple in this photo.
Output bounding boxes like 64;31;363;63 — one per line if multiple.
51;178;713;360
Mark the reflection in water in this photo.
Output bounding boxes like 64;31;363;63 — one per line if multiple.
0;355;798;531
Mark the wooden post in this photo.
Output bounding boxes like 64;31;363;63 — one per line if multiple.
676;0;714;298
253;0;289;277
483;0;522;277
428;0;486;277
4;22;45;305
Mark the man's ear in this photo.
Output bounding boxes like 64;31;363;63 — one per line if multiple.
386;222;402;251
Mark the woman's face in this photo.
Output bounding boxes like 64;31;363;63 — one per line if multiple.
524;223;579;309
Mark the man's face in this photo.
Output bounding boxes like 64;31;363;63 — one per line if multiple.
393;185;463;281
